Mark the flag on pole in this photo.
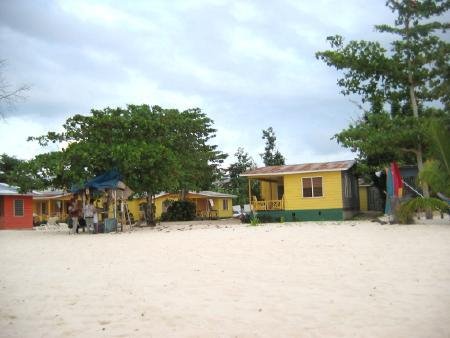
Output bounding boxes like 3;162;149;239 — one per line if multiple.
385;162;404;216
391;162;403;197
385;166;393;215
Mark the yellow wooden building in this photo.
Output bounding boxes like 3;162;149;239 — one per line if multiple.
241;160;360;221
32;190;73;224
127;191;236;221
32;187;235;225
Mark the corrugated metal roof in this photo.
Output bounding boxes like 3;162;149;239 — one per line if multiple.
154;191;237;199
32;190;73;200
195;191;237;198
32;189;68;196
241;160;355;177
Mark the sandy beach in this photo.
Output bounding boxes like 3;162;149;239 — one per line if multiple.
1;218;450;338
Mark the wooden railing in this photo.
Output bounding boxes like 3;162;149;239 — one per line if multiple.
196;209;219;220
252;199;284;211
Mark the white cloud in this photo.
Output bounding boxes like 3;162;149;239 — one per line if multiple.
0;117;61;160
114;70;205;110
58;0;157;33
230;3;264;23
227;26;301;65
0;0;400;167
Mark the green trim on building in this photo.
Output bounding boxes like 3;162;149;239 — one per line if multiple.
255;208;344;222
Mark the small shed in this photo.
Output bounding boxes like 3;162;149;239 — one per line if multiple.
71;170;133;231
0;183;33;229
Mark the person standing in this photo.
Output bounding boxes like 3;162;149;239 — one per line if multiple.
68;197;79;234
93;204;99;233
84;199;96;233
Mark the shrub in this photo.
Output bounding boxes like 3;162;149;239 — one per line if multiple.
397;197;449;224
160;200;196;221
249;214;260;226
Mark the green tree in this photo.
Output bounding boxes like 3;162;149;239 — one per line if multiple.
261;127;285;166
0;154;22;182
0;154;46;192
419;117;450;196
28;104;226;224
225;147;258;206
316;0;449;204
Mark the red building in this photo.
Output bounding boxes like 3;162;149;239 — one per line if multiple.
0;183;33;230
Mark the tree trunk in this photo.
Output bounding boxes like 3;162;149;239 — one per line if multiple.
180;188;187;200
146;194;156;226
405;13;432;219
406;25;432;218
409;78;432;218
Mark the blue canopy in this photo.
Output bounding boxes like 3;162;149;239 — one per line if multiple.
71;170;123;193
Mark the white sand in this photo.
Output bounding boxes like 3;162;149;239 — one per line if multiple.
1;218;450;338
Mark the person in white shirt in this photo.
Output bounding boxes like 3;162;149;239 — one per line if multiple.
93;203;99;233
83;199;96;232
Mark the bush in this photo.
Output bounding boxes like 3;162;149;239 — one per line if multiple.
249;214;260;226
160;200;196;221
397;197;449;224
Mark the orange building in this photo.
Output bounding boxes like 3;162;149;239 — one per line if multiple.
0;183;33;229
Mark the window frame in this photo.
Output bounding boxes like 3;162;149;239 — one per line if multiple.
14;199;25;217
41;201;48;215
301;176;324;198
222;198;229;211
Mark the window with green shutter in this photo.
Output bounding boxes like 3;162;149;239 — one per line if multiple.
14;199;24;217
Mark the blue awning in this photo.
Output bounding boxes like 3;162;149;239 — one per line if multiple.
71;169;125;193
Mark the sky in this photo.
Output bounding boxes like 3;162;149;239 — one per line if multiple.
0;0;396;167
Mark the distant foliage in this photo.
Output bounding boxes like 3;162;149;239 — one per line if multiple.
160;200;196;221
261;127;285;166
419;118;450;195
223;147;259;205
0;153;46;193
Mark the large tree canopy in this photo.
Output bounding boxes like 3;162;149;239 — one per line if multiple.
316;0;449;197
27;105;227;223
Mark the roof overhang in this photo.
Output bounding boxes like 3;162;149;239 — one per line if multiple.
241;167;353;178
32;193;73;200
241;160;356;178
189;192;237;199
